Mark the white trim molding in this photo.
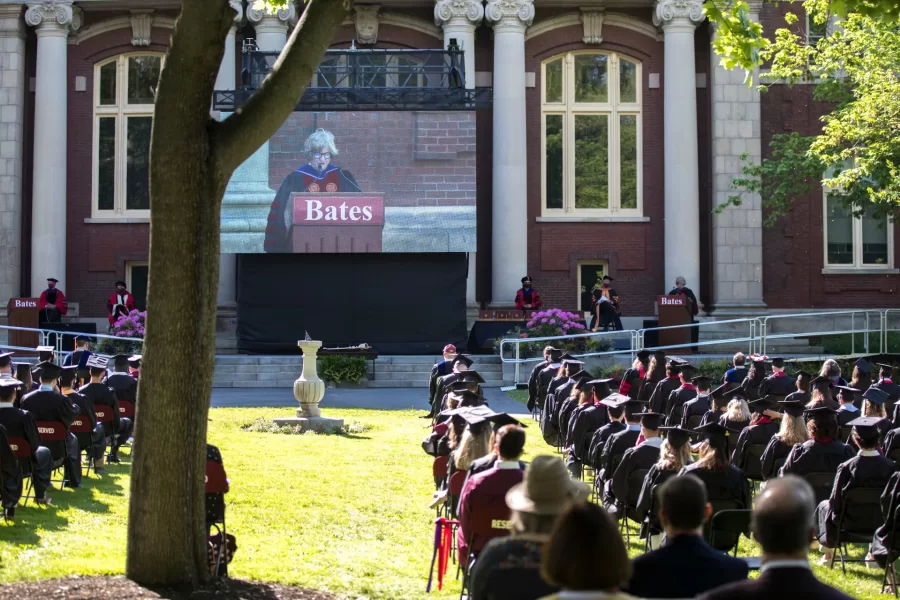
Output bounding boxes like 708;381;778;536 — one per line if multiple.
526;11;662;42
341;12;442;40
71;14;176;45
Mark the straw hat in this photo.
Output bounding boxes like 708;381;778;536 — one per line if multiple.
505;455;590;515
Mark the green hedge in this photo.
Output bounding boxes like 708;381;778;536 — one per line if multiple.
319;355;368;384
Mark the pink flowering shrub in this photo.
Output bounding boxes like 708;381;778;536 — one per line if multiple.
495;308;592;358
99;309;145;354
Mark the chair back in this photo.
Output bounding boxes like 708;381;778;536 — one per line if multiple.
447;470;467;496
709;508;752;553
94;406;114;424
119;400;136;419
686;415;702;431
205;459;229;494
742;444;767;481
839;426;854;444
805;472;838;504
610;453;624;477
69;416;93;434
704;499;745;552
34;421;66;442
467;497;513;557
888;448;900;465
6;436;30;460
432;455;449;484
626;468;650;509
839;487;885;536
768;457;787;480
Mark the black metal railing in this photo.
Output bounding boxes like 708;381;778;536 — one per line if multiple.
214;47;491;111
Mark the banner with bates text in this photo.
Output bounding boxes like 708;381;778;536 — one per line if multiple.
219;111;476;254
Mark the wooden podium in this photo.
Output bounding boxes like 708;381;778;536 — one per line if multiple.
657;295;693;354
290;193;385;253
7;297;39;354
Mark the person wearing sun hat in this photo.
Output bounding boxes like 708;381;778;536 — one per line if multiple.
469;455;589;600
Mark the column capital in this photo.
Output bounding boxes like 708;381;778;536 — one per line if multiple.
653;0;704;31
229;0;244;25
434;0;484;28
25;1;80;34
247;1;296;29
485;0;534;33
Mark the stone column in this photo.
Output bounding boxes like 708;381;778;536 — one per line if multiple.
26;0;78;295
0;4;25;308
220;5;295;254
654;0;703;299
435;0;483;308
709;6;766;313
216;0;243;316
486;0;532;306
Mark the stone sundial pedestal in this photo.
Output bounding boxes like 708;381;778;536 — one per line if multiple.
272;340;344;432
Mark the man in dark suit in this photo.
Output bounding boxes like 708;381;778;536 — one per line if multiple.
699;476;854;600
625;474;748;598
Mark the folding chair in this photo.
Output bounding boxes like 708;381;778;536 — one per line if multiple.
459;501;511;600
709;509;753;556
6;436;32;506
888;449;900;466
69;417;96;477
704;500;745;553
34;421;69;487
118;401;136;448
446;470;466;520
94;406;115;452
839;426;854;445
830;487;884;573
881;503;900;597
686;414;703;431
643;483;661;553
806;472;839;505
205;457;230;577
619;468;650;544
433;455;449;491
742;444;767;483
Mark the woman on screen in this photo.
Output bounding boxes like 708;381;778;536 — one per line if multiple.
263;128;362;253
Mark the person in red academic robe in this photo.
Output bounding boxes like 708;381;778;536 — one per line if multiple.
38;277;67;325
107;281;136;326
514;276;543;310
264;128;361;253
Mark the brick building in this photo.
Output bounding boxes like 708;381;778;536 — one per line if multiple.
0;0;896;344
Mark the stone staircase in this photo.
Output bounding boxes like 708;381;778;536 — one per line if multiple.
211;354;503;389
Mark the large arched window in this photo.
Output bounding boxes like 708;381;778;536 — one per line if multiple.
541;51;642;217
92;53;163;218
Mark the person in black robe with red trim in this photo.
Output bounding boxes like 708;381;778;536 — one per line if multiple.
264;128;361;253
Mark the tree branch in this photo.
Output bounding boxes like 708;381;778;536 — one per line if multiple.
213;0;350;175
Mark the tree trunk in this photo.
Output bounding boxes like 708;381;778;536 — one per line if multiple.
126;0;349;587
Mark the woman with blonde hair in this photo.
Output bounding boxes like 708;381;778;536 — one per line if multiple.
448;419;493;479
635;426;694;549
720;396;751;433
760;400;808;479
860;387;893;440
820;358;848;387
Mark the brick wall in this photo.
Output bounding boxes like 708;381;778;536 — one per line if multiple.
267;111;476;208
524;15;676;315
64;21;173;318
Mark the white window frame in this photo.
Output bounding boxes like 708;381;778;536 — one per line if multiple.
92;53;163;219
822;189;894;270
541;51;643;218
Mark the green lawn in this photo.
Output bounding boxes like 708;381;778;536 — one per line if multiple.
0;406;887;599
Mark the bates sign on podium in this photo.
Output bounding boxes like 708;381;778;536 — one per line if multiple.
290;194;386;253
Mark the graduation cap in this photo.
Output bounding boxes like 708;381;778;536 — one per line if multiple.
660;426;692;447
571;372;593;389
59;365;77;387
0;351;13;367
877;363;894;376
459;409;492;433
548;349;564;363
115;280;127;287
679;364;698;378
636;349;652;363
459;371;485;385
127;355;142;367
453;390;484;408
863;387;889;407
803;405;837;416
693;421;729;446
692;375;713;388
452;354;474;368
749;354;768;363
652;350;667;360
778;399;806;418
846;416;883;436
835;385;860;402
46;278;58;283
711;383;729;399
794;370;813;382
448;380;478;393
810;375;833;390
75;335;92;344
599;393;631;408
558;353;575;363
771;357;785;369
589;377;615;397
855;358;873;374
602;275;614;281
34;361;60;380
521;276;532;284
749;397;777;412
36;345;54;361
639;411;664;430
86;355;109;370
488;413;527;429
111;353;131;367
0;378;22;398
724;386;747;400
666;358;683;370
563;358;585;367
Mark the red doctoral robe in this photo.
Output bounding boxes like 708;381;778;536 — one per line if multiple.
38;288;68;315
456;464;524;562
107;292;136;325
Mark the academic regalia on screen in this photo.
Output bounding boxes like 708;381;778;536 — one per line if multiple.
619;352;649;400
719;415;750;436
514;286;543;311
700;409;723;427
649;376;682;415
872;364;900;410
724;364;749;386
760;436;794;480
837;404;861;427
536;364;563;411
263;164;361;253
566;386;612;463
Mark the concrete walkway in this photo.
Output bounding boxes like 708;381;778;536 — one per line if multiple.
210;386;526;415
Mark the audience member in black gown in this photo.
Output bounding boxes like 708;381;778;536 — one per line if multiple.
699;476;854;600
0;423;21;519
785;370;812;405
526;346;554;413
597;398;643;484
566;379;613;478
859;386;892;442
871;469;900;571
835;386;861;428
760;399;808;479
649;360;683;415
469;455;588;600
871;363;900;419
635;426;693;549
720;389;751;434
619;350;650;401
663;364;698;427
782;406;855;503
849;358;873;410
731;397;781;472
558;373;592;448
609;411;664;520
741;355;767;401
680;377;713;430
700;387;729;427
680;422;751;550
626;475;748;599
758;357;798;399
636;351;667;404
820;358;849;389
814;416;896;566
587;392;627;471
